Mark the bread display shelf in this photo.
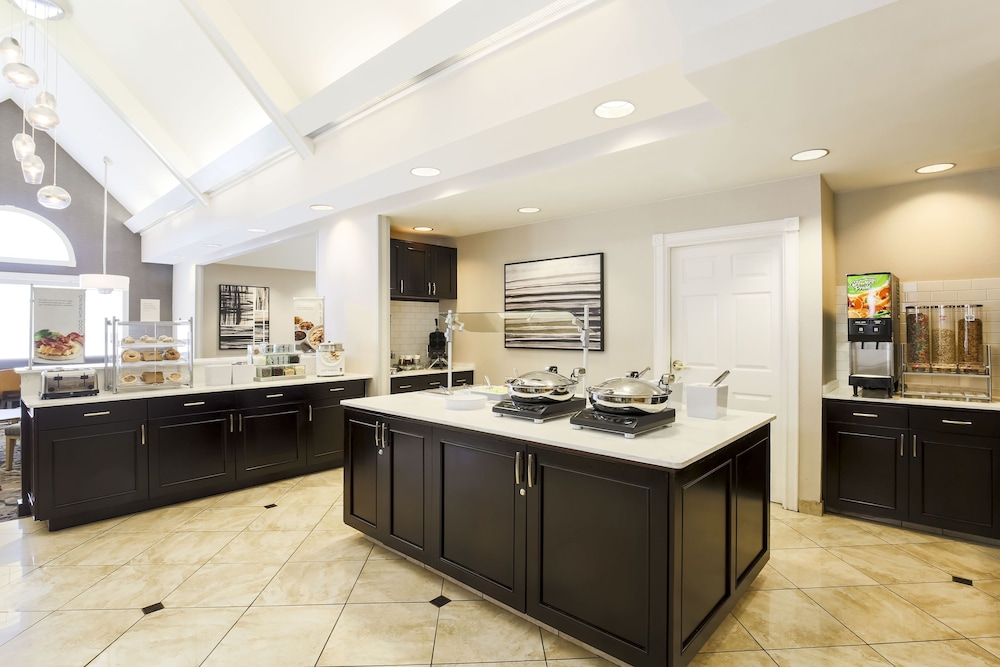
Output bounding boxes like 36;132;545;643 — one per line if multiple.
106;318;194;393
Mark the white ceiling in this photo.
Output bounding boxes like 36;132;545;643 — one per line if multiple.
2;0;999;271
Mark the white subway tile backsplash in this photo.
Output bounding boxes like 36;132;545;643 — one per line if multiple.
958;290;988;301
989;289;1000;300
901;282;917;292
942;279;972;291
835;285;846;296
917;281;944;292
930;291;959;301
972;278;1000;289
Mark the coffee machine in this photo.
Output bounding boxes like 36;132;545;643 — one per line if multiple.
847;272;901;397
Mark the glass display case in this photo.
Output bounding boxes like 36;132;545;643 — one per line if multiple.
105;318;194;392
247;343;308;381
901;304;991;402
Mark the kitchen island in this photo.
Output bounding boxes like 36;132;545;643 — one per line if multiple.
342;392;774;667
17;371;369;530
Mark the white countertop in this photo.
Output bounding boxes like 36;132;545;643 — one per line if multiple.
390;363;474;378
342;390;774;470
824;385;1000;411
21;373;372;409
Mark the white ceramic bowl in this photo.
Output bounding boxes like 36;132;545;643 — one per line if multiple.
444;392;488;410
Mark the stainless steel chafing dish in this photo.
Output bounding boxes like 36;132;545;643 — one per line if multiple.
40;367;100;399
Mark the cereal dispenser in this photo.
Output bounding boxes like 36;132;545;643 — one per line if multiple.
846;272;900;397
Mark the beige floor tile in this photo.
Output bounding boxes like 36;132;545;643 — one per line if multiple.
61;564;197;610
897;541;1000;580
0;532;20;550
203;604;341;667
246;503;329;531
169;493;225;509
770;521;819;549
805;586;960;643
432;599;545;663
0;564;33;589
129;531;238;565
0;530;93;567
211;480;297;507
0;565;117;611
888;582;1000;637
0;610;48;646
853;521;947;544
732;589;862;649
48;531;167;566
971;541;1000;560
972;637;1000;659
88;607;243;667
294;469;344;487
0;517;46;535
313;505;349;531
438;663;544;667
871;639;1000;666
974;579;1000;599
767;644;891;665
348;558;443;603
699;613;760;652
767;548;878;588
163;562;280;607
254;559;364;605
50;515;129;534
770;504;808;522
442;578;481;601
749;564;795;591
276;485;340;506
318;601;437;666
540;627;599;659
0;609;142;665
827;544;952;585
208;529;309;564
543;660;615;667
176;506;265;532
369;544;404;560
108;506;205;533
288;528;375;561
688;650;778;666
783;521;888;548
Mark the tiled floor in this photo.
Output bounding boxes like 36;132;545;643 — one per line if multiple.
0;473;998;667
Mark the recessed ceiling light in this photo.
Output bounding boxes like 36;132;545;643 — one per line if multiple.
310;204;334;211
594;100;635;119
790;148;829;161
410;167;441;177
915;163;955;174
413;226;434;232
203;243;221;248
518;207;541;214
247;228;267;233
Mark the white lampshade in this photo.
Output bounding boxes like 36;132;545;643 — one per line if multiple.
12;131;34;161
2;61;38;88
0;36;22;64
26;102;59;130
79;273;129;294
37;184;71;209
22;153;44;183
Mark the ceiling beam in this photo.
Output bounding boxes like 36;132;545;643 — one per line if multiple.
179;0;314;159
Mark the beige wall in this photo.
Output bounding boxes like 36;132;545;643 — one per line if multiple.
199;264;316;358
835;168;1000;281
456;174;827;508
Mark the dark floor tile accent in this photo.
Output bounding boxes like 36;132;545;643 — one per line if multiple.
142;602;165;614
953;576;974;586
264;503;277;509
430;595;451;608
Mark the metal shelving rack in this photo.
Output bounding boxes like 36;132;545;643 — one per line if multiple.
901;344;992;402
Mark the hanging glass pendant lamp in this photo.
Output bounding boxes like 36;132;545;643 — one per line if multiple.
79;157;129;293
12;92;34;160
21;152;43;182
37;128;69;208
2;59;37;87
0;35;21;63
26;90;58;129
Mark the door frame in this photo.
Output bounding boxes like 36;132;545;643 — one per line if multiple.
652;217;800;511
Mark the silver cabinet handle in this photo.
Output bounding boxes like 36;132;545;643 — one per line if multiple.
400;279;404;293
140;423;146;446
183;401;205;407
329;387;345;392
515;451;522;485
308;404;313;422
427;381;441;387
238;414;243;432
912;434;917;458
433;282;437;296
398;384;413;390
527;453;535;488
852;412;878;418
266;393;283;399
941;419;973;425
83;411;111;417
899;433;904;457
428;282;432;295
382;422;388;447
374;421;381;449
229;414;234;433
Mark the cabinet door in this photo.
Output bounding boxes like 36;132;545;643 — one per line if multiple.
148;411;235;499
35;419;148;520
910;429;1000;537
430;245;457;299
824;420;907;520
430;428;525;610
236;403;306;481
307;401;345;468
526;446;666;664
389;239;401;296
345;411;380;530
380;418;433;559
399;242;431;297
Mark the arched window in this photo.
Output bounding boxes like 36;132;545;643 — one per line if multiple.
0;205;77;266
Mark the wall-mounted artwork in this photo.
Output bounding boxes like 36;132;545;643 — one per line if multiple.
504;252;604;350
219;284;269;349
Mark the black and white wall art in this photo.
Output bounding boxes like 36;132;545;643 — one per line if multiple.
219;284;270;349
504;252;604;350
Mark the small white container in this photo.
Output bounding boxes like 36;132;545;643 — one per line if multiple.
444;392;487;410
686;383;728;420
231;364;254;385
204;365;233;386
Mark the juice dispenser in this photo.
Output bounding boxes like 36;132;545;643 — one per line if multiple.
846;272;900;397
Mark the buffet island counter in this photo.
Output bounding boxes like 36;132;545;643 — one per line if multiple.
16;367;370;530
341;391;774;667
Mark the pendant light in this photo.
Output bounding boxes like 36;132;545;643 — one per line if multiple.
37;127;69;208
12;89;34;160
0;35;21;63
80;157;130;293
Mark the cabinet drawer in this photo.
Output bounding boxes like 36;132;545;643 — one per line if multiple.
824;400;908;428
305;379;366;402
391;376;423;394
36;399;147;430
909;406;1000;437
148;392;237;418
239;385;308;407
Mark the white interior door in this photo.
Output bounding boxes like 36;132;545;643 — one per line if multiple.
670;235;787;504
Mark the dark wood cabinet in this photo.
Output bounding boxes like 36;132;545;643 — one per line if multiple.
344;411;433;561
148;411;235;499
236;401;307;482
305;380;366;468
390;238;458;301
824;399;1000;539
390;370;473;394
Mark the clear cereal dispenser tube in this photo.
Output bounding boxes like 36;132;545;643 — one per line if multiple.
957;304;984;373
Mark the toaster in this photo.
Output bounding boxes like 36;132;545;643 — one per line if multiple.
40;367;100;399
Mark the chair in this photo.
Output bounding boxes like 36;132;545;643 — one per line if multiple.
4;422;19;471
0;369;20;409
